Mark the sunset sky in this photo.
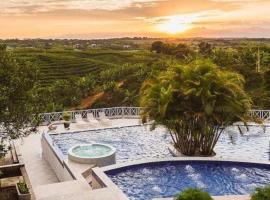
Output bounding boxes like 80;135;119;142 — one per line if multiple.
1;0;270;39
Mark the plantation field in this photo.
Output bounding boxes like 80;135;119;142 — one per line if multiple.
14;49;159;85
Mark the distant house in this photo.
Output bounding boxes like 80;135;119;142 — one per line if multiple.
74;44;81;49
123;45;131;49
91;44;97;48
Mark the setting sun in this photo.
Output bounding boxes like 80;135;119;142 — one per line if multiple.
157;16;194;34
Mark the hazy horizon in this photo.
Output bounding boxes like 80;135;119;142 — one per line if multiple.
1;36;270;40
1;0;270;39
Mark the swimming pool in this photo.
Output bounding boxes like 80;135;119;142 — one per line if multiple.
50;126;172;162
104;160;270;200
50;125;270;162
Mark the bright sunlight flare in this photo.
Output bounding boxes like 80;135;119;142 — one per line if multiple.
156;15;195;34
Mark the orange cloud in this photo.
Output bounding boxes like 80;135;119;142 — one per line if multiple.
0;0;269;38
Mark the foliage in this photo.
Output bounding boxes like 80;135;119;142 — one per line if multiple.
50;79;83;107
173;44;194;61
102;81;117;93
0;139;8;158
17;181;29;194
62;112;71;121
140;59;251;156
211;48;238;68
76;75;96;98
199;42;213;57
264;70;270;91
13;48;162;111
122;89;139;106
151;41;164;53
2;39;270;111
175;188;213;200
150;41;195;62
251;185;270;200
0;44;42;140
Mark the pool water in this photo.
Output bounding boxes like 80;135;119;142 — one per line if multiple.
71;144;112;158
51;126;172;162
106;161;270;200
50;125;270;162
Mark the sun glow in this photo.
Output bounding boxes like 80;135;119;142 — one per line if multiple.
157;16;195;34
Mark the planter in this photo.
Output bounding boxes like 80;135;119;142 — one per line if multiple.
0;157;5;165
16;183;31;200
0;152;6;159
63;122;70;129
168;143;216;157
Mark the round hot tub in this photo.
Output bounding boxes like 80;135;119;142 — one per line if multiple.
68;143;116;166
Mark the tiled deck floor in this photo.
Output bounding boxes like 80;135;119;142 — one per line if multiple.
17;133;59;186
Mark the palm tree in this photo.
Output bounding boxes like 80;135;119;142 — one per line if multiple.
122;89;138;106
140;59;251;156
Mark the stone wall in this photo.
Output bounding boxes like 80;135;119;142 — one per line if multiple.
41;135;74;181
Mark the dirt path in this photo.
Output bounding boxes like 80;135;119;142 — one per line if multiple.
74;81;124;110
77;92;105;110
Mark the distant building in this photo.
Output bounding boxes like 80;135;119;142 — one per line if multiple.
123;45;131;49
74;44;81;49
91;44;97;48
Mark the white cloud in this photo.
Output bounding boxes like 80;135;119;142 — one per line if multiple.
0;0;156;15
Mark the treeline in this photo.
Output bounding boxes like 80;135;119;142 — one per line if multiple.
151;41;270;108
2;38;145;51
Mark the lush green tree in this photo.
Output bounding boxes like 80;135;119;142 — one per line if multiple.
0;44;42;139
251;185;270;200
198;42;213;57
176;188;213;200
237;46;257;69
150;41;164;53
140;59;251;156
212;48;238;68
102;81;117;93
50;79;82;108
264;70;270;91
257;70;270;109
76;74;96;98
122;89;138;106
173;43;194;61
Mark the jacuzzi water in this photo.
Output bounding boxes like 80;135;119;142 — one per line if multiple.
71;144;112;158
50;125;270;162
106;161;270;200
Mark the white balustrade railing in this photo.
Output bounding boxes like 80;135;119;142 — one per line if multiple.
38;107;142;124
37;108;270;125
248;110;270;121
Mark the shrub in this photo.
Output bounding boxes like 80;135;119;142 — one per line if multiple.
102;81;117;93
251;185;270;200
175;188;213;200
62;112;71;121
17;181;29;194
